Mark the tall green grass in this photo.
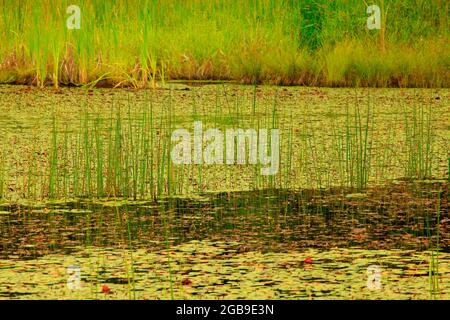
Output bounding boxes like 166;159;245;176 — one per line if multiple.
0;0;448;87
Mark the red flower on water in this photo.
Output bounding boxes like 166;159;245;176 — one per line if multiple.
304;257;313;264
101;284;111;294
182;279;192;286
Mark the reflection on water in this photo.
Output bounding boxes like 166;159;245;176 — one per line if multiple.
1;181;448;260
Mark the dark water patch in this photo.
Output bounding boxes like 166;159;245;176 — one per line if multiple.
0;181;448;260
0;291;34;298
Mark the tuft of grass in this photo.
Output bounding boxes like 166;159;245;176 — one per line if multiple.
404;98;434;179
330;96;373;190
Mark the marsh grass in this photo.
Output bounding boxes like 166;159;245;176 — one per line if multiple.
331;97;373;190
0;0;448;87
0;86;446;203
48;116;59;199
41;88;426;200
45;92;178;200
404;99;434;179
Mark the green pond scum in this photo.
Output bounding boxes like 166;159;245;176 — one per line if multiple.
0;1;449;303
2;243;450;300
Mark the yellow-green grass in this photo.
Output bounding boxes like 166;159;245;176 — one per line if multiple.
0;0;448;88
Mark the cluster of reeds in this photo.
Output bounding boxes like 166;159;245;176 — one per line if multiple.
333;103;373;190
47;101;167;200
403;100;434;179
293;100;373;191
0;87;445;203
0;0;448;87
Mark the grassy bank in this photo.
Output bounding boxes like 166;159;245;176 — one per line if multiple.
0;0;448;88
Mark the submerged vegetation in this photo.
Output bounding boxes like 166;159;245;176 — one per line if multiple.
0;0;448;87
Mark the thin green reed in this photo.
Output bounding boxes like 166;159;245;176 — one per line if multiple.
122;116;130;198
114;110;123;197
130;96;142;199
94;116;104;198
269;89;278;189
61;124;69;198
139;107;148;198
251;84;260;190
345;104;353;188
429;190;441;299
83;109;92;197
197;121;203;194
285;110;293;190
106;109;112;196
29;3;44;87
331;114;344;187
127;102;137;199
73;120;81;197
0;146;4;200
124;110;133;198
25;144;34;199
149;96;155;199
306;116;322;189
355;96;372;190
48;116;58;199
135;107;144;199
190;93;201;193
106;105;119;198
157;107;167;196
404;97;433;179
167;90;173;196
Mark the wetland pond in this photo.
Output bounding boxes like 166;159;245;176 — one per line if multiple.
0;85;448;299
